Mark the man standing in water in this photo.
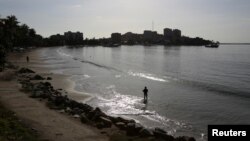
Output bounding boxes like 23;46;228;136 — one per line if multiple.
26;56;29;63
143;86;148;102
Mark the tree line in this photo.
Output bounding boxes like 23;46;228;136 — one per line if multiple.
0;15;46;71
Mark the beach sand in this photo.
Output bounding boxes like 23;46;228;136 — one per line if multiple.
7;48;90;102
0;48;110;141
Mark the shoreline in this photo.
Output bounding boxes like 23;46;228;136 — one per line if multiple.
8;48;91;102
1;49;196;141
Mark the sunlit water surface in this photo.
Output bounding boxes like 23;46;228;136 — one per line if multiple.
37;45;250;141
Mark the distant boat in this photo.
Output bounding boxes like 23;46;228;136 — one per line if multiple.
205;43;219;48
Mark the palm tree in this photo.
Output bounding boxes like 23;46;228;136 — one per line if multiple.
15;24;30;46
3;15;19;51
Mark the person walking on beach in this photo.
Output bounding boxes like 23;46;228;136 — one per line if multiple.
143;86;148;102
26;56;29;63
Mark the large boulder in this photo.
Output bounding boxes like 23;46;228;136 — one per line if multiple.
126;123;137;136
30;90;44;98
21;80;34;91
97;116;112;128
110;116;129;124
175;136;195;141
30;74;44;80
153;131;174;141
18;68;35;73
47;77;52;80
87;107;106;121
139;128;153;137
155;127;167;134
71;107;84;115
115;122;126;130
80;113;90;124
134;123;143;132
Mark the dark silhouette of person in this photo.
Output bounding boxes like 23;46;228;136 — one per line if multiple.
26;56;29;63
143;86;148;102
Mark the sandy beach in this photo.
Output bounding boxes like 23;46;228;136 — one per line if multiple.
7;48;90;102
0;48;109;141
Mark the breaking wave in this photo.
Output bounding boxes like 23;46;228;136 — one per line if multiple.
128;71;168;82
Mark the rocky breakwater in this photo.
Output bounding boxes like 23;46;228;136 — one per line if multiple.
17;67;196;141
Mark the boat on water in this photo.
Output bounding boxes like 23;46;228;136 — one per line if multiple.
205;42;219;48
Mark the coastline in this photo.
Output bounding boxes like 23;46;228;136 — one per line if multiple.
8;48;90;102
1;48;196;141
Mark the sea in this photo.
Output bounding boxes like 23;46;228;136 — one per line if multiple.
37;45;250;140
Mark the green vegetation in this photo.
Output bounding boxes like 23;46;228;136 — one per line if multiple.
0;15;44;71
0;102;39;141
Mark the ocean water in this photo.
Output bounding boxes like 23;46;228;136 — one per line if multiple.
38;45;250;140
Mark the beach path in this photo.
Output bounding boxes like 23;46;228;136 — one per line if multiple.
0;80;108;141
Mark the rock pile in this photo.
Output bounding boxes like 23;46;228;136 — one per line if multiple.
17;67;196;141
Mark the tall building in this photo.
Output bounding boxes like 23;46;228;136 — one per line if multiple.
163;28;173;40
111;33;121;44
172;29;181;43
173;29;181;39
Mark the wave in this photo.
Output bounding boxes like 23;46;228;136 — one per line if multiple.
57;47;169;83
56;48;74;58
128;71;168;82
79;59;120;72
57;48;121;72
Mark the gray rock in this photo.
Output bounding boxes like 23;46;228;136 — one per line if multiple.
155;127;167;134
139;128;153;137
31;90;44;98
111;116;128;124
115;122;126;130
47;77;52;80
126;123;138;136
99;116;112;128
80;114;90;123
96;122;106;129
71;108;83;115
88;108;106;121
65;107;72;113
73;114;80;118
18;68;35;73
175;136;195;141
58;109;65;113
135;123;143;132
30;74;44;80
153;131;174;141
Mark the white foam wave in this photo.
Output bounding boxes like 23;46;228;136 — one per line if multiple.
163;75;178;81
56;48;73;58
128;71;168;82
83;74;90;78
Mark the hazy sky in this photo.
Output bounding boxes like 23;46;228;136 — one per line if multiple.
1;0;250;42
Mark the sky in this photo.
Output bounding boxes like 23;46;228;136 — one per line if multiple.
1;0;250;43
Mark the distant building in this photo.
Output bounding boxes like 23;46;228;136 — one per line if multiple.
111;33;121;44
163;28;173;40
143;30;158;42
173;29;181;39
64;31;83;45
172;29;181;43
122;32;143;44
